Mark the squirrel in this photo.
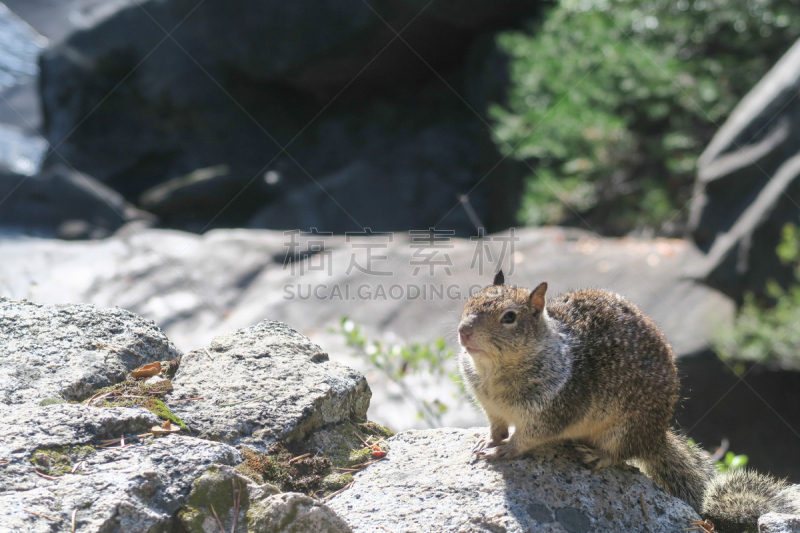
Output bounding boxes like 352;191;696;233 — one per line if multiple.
457;271;800;533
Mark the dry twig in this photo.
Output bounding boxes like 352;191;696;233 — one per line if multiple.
33;470;59;480
23;509;61;521
324;480;354;501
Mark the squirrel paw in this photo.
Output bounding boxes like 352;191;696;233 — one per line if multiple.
472;436;504;454
575;445;615;471
475;442;520;460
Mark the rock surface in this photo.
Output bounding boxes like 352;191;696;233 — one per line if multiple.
0;297;370;532
179;464;352;533
0;297;181;405
688;37;800;301
327;428;700;532
0;403;240;533
168;320;371;448
0;164;155;238
760;512;800;533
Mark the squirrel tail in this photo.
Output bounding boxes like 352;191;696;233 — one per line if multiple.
636;429;715;513
701;469;800;533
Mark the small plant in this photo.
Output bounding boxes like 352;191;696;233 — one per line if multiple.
714;222;800;369
333;317;459;428
716;450;749;472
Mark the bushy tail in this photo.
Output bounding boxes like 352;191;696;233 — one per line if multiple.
637;429;716;513
702;469;800;533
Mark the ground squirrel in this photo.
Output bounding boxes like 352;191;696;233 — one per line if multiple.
458;271;800;532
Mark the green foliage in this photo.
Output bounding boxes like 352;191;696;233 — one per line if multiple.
717;450;749;472
715;222;800;368
334;317;458;428
494;0;800;234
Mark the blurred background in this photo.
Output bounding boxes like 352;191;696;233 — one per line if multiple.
1;0;799;482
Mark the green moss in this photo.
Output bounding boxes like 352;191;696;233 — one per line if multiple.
321;472;353;492
142;399;188;429
81;379;186;430
38;398;65;406
179;465;251;533
30;445;96;476
237;444;332;496
357;421;394;439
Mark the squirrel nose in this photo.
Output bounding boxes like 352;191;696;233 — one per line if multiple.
459;331;471;345
458;323;473;345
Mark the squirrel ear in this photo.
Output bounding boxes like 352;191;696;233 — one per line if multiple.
493;270;504;286
530;282;547;313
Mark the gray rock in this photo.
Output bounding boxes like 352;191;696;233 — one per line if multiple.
179;463;351;533
326;428;700;532
688;37;800;301
0;164;156;238
249;493;352;533
760;513;800;533
168;320;371;448
0;297;181;405
0;403;240;533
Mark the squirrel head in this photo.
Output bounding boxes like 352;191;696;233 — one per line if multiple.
458;270;549;361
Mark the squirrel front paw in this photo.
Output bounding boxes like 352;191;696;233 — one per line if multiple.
475;442;521;460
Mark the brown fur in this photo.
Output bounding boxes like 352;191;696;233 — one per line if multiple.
458;281;714;512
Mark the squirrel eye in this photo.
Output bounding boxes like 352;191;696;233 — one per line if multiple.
501;311;517;324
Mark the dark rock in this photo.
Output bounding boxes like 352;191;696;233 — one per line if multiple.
677;355;800;483
687;38;800;301
0;164;155;237
37;0;535;234
249;122;486;234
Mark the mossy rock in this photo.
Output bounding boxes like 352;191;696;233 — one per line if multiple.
234;419;391;498
30;445;96;476
179;464;263;533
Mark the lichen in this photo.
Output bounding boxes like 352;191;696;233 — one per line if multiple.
38;398;65;406
178;465;251;533
30;445;96;476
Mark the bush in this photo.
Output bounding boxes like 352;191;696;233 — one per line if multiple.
715;222;800;369
493;0;800;235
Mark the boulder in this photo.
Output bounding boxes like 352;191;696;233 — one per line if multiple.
760;512;800;533
36;0;533;234
0;297;372;532
687;37;800;301
326;428;700;532
0;164;155;238
168;320;371;448
0;297;181;405
0;403;240;532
